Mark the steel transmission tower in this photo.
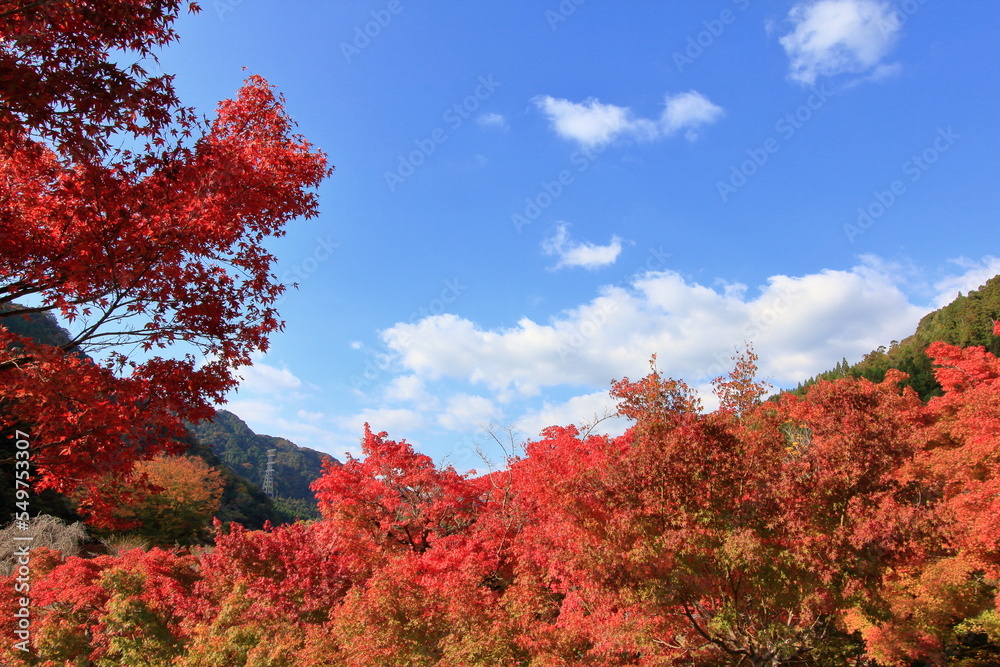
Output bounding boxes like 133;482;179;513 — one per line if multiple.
262;449;277;497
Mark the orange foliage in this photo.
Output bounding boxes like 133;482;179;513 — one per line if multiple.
5;341;1000;664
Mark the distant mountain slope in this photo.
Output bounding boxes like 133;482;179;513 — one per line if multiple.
187;410;337;511
0;307;324;527
178;429;298;528
0;307;76;349
791;274;1000;400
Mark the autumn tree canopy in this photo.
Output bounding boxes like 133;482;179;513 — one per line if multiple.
0;0;331;524
0;0;195;158
3;338;1000;665
111;454;225;545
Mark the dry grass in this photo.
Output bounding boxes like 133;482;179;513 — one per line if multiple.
0;514;88;576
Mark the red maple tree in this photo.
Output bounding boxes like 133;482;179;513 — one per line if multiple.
4;338;1000;664
0;1;331;524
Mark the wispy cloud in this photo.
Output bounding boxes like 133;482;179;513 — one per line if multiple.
660;91;728;140
336;408;429;437
223;354;357;457
779;0;902;85
384;374;439;411
533;91;723;147
233;358;303;394
476;112;508;130
932;256;1000;308
542;223;624;271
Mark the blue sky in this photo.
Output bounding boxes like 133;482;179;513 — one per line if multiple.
156;0;998;468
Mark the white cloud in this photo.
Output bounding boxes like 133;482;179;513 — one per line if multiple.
542;223;624;271
438;394;500;432
296;409;326;423
384;374;439;410
218;257;1000;466
381;258;931;396
234;357;302;395
661;91;728;140
338;408;429;438
533;91;723;147
534;96;640;146
515;391;627;441
476;112;508;130
779;0;901;85
222;398;283;422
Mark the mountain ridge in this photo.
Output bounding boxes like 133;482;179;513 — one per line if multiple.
0;308;332;528
186;409;337;520
789;274;1000;400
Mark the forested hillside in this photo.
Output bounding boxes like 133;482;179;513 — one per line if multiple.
792;275;1000;399
0;308;326;528
0;307;77;351
187;410;335;519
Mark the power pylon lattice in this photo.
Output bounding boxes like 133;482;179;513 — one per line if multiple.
262;449;277;497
